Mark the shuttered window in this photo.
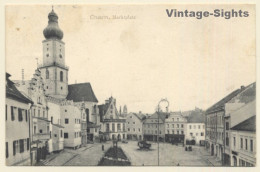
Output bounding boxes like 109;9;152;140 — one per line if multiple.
13;141;16;155
18;108;23;121
19;139;24;153
27;138;29;150
11;106;15;121
6;142;8;158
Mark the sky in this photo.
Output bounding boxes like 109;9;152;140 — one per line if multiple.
5;5;256;113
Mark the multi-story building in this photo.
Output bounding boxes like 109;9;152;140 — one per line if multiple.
205;86;245;163
6;73;33;166
98;97;126;140
14;69;51;164
66;83;99;143
126;112;146;140
60;101;82;149
230;115;256;167
186;123;205;145
143;112;167;142
165;112;187;144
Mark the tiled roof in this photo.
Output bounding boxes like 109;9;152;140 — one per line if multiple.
187;112;205;123
206;89;243;114
231;115;256;132
66;83;98;103
6;73;33;104
133;113;146;121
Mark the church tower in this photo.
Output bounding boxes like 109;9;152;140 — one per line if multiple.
39;8;68;99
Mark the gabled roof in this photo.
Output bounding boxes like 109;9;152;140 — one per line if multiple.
66;83;98;103
231;115;256;132
206;89;243;114
6;73;33;104
133;113;146;121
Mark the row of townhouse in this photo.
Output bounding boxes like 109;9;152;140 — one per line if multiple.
205;82;256;166
124;110;205;145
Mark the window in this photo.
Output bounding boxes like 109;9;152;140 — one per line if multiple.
172;124;174;128
65;118;69;124
240;138;243;149
177;130;179;135
172;118;174;121
190;133;193;136
39;129;42;133
60;130;63;137
27;138;29;150
18;108;23;121
159;130;161;134
19;139;24;153
47;126;49;133
6;142;8;158
138;128;140;132
128;128;130;131
233;137;236;147
201;132;204;136
106;124;109;132
198;125;200;129
177;124;179;128
226;122;229;130
117;123;121;131
250;140;253;152
38;109;40;117
133;122;135;124
46;69;49;79
54;134;57;137
64;133;68;138
177;118;179;121
13;141;17;156
133;128;135;132
130;116;132;118
34;126;36;134
61;86;63;90
60;71;63;82
25;110;27;122
189;125;191;129
181;124;184;128
181;131;184;134
194;125;196;129
112;123;115;132
245;139;248;150
172;130;174;134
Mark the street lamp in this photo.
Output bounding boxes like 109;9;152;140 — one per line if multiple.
156;98;169;166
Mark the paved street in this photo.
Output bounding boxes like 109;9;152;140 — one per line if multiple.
119;141;221;166
39;141;221;166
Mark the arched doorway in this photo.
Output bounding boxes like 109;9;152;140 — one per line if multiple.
233;156;237;166
211;144;214;156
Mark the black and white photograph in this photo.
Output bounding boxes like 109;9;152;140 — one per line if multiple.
3;2;257;167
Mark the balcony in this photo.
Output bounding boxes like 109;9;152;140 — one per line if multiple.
32;133;50;141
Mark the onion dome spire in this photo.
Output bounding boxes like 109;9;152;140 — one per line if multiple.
43;7;64;40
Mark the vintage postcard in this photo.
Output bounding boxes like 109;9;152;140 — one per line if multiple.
3;2;257;168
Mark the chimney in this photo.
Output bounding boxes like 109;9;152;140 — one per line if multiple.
22;69;25;85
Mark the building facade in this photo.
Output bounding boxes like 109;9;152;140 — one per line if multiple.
143;112;166;142
165;112;187;144
60;101;82;149
99;97;126;141
229;116;256;167
6;73;33;166
126;112;146;140
186;123;205;145
205;87;244;163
